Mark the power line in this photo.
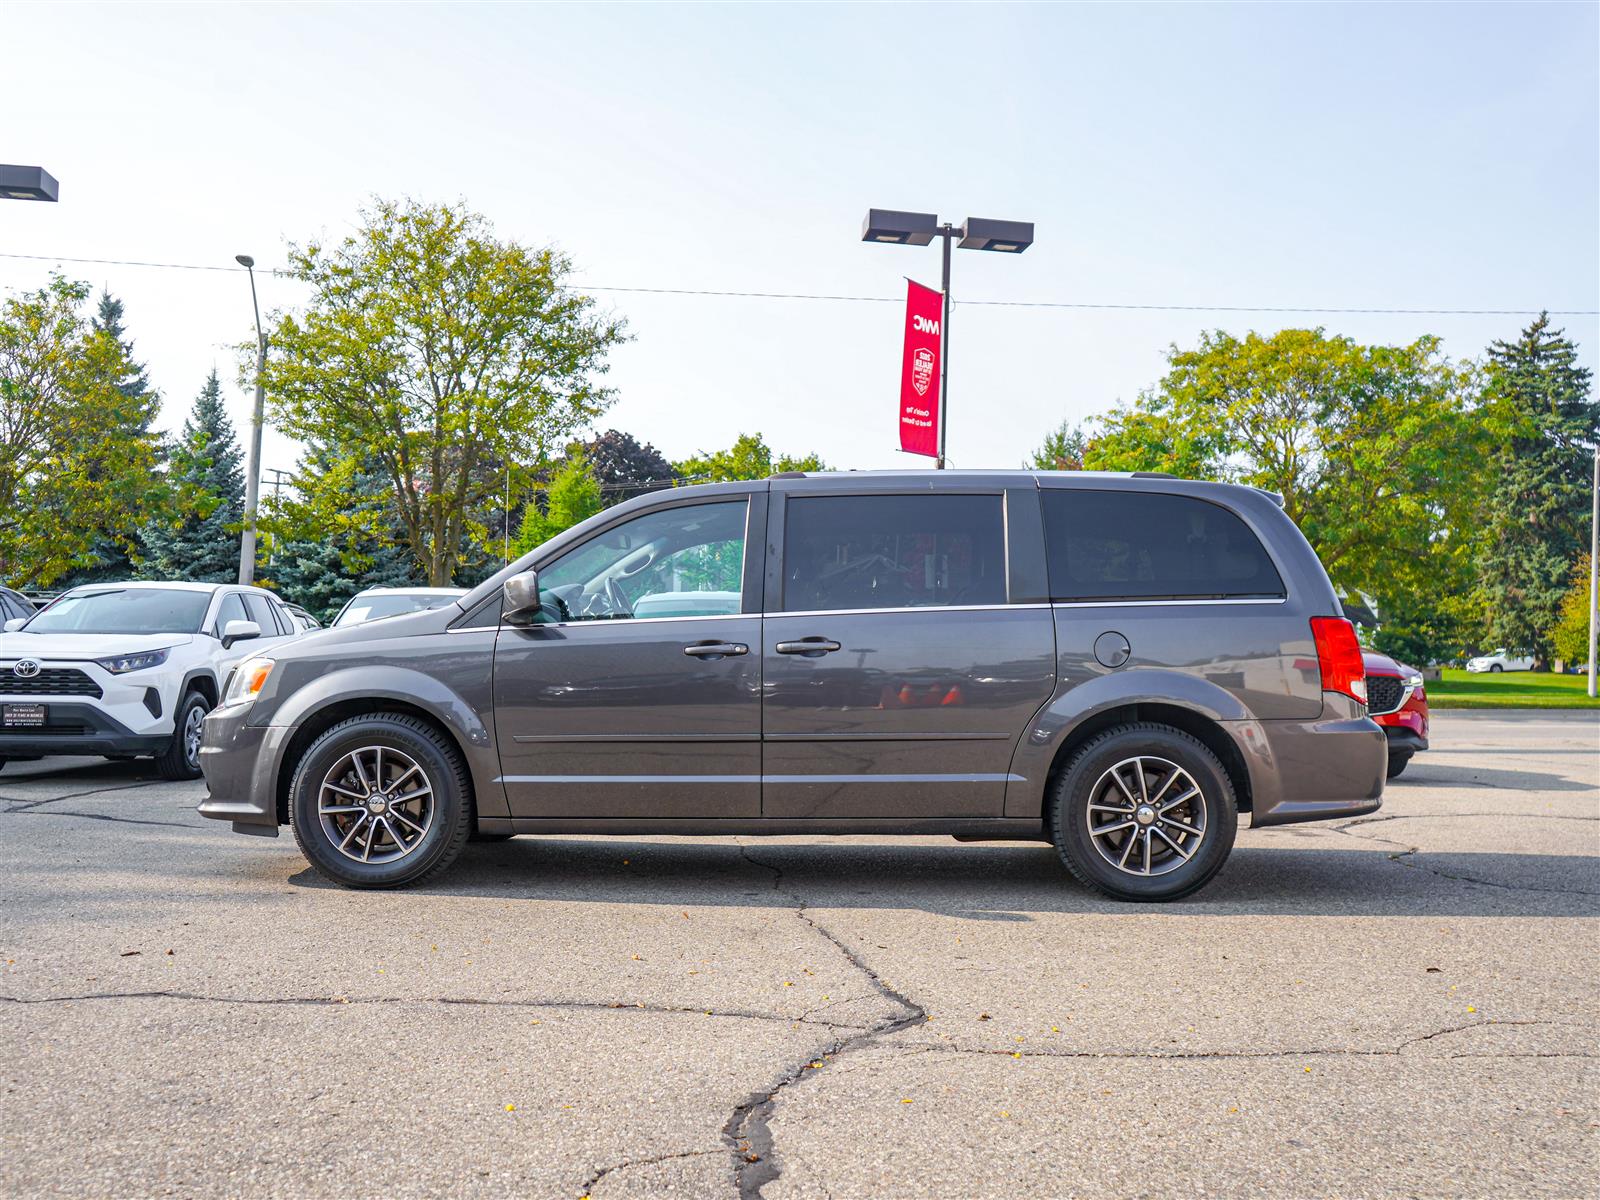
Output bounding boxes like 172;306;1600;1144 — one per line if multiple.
1;251;1593;317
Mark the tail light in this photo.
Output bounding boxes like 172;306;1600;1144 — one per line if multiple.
1310;616;1367;705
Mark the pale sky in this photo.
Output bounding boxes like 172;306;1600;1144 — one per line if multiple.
4;1;1596;484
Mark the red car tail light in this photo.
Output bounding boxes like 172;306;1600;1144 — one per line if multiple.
1310;616;1367;705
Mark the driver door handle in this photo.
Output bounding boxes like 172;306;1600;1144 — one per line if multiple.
683;641;749;659
775;638;842;657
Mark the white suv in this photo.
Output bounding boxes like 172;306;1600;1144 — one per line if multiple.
0;582;303;779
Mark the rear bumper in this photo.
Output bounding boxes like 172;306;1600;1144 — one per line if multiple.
1234;699;1387;828
196;703;281;836
0;702;171;758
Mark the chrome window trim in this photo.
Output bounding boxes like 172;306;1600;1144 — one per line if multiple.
1050;598;1288;609
473;603;1053;631
770;603;1052;619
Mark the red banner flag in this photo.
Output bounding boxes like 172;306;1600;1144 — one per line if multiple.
899;279;943;458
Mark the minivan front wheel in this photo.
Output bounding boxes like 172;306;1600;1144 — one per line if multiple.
1049;723;1238;902
289;714;472;889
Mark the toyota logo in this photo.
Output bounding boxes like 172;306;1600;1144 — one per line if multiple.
12;660;40;679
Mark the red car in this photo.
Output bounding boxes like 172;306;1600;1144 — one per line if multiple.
1363;651;1429;778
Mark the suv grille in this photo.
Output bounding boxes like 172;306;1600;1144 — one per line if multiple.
0;668;103;698
1365;674;1406;715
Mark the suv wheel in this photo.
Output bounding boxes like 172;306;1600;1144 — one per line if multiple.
1049;723;1238;902
289;714;472;889
155;691;210;781
0;757;7;774
1386;753;1410;780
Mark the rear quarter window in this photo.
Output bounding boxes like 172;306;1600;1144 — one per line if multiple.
1042;490;1284;601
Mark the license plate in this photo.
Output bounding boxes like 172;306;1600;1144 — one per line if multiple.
2;703;46;728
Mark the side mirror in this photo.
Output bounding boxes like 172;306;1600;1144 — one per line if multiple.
222;619;261;649
3;618;24;633
502;569;541;622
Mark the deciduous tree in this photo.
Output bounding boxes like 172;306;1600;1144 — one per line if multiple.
0;278;163;588
673;432;825;483
259;199;627;585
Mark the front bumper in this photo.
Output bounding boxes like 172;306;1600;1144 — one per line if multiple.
197;703;282;836
1383;725;1429;756
0;702;172;758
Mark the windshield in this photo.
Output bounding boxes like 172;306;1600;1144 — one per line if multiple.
22;588;210;635
333;593;458;627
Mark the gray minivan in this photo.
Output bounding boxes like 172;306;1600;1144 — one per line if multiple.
198;472;1384;901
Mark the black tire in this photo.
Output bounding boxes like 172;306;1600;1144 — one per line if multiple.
155;690;210;781
1386;753;1410;780
1489;663;1503;673
1049;722;1238;902
289;713;472;889
0;757;7;774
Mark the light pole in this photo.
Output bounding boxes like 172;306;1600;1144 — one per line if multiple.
1588;445;1597;699
236;254;267;585
0;165;59;202
862;209;1034;468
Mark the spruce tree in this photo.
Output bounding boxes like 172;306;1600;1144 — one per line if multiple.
1477;314;1598;664
55;291;165;585
140;371;245;583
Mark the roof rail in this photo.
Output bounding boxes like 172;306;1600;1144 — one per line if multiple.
768;471;808;479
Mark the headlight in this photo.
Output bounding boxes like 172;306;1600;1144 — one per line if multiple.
96;648;172;674
1403;671;1424;689
224;656;275;706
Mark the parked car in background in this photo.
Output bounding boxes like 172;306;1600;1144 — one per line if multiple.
284;604;322;632
1363;651;1428;778
0;587;34;625
331;587;468;628
1466;648;1534;673
0;582;304;779
200;471;1387;902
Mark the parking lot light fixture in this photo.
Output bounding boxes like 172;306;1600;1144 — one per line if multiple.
862;208;1035;468
237;255;268;586
0;164;59;202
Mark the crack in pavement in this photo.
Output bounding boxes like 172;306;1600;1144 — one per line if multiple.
0;808;193;829
723;844;927;1200
1;779;162;812
0;989;872;1031
884;1018;1589;1063
1329;815;1600;897
576;1148;721;1199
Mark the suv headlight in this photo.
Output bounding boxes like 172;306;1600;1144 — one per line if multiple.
224;656;275;706
96;648;172;674
1403;671;1424;689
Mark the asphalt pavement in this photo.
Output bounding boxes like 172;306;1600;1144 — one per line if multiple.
2;711;1596;1199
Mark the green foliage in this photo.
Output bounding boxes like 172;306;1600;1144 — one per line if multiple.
673;432;826;483
1475;315;1598;664
258;446;420;620
139;371;244;583
0;277;164;588
258;198;628;586
1027;421;1089;471
1551;553;1594;666
1083;328;1494;661
513;457;603;557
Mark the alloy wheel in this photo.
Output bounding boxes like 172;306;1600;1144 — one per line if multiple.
317;745;435;865
1084;755;1207;877
183;704;206;769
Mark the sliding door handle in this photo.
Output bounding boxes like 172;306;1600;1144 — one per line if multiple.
775;637;842;657
683;641;748;659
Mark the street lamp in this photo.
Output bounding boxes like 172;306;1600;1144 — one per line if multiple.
862;208;1034;469
0;165;59;202
236;254;267;586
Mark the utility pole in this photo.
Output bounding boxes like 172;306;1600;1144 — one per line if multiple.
263;468;294;567
1588;444;1597;699
236;255;267;585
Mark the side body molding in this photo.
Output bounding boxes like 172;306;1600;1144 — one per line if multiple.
1003;669;1254;819
260;663;505;818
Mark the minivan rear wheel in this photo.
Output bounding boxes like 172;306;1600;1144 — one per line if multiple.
1049;723;1238;902
289;713;472;889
